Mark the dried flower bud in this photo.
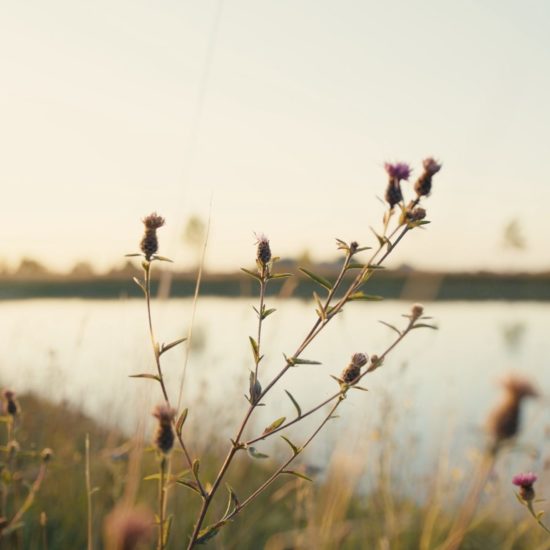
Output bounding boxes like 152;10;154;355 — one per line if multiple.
341;363;361;384
487;375;538;447
385;181;403;209
140;213;165;261
369;354;381;370
411;304;424;320
153;404;176;454
351;353;368;367
41;448;53;463
350;241;359;253
408;207;426;222
255;233;271;273
104;505;154;550
414;157;442;197
2;390;19;417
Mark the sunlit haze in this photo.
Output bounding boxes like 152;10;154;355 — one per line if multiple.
2;0;549;273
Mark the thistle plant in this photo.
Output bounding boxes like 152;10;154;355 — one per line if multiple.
0;390;53;545
126;158;442;548
513;472;550;535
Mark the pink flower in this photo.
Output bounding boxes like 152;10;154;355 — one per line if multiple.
422;157;442;176
512;472;537;488
384;162;412;182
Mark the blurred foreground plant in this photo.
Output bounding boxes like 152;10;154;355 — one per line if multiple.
0;390;52;547
123;158;443;549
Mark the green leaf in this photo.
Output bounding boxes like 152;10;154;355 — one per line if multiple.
143;473;162;481
247;447;269;459
249;372;262;405
411;323;438;330
240;267;261;282
298;267;333;290
222;484;239;519
348;292;384;302
288;357;321;366
284;390;302;418
313;291;326;321
346;262;366;270
196;524;225;545
192;459;200;477
176;479;202;494
378;320;402;336
280;435;300;455
263;416;286;435
152;255;174;262
160;337;187;355
351;385;369;392
269;273;293;280
370;227;386;247
262;308;277;319
281;469;312;482
249;337;260;363
129;373;161;382
175;408;188;436
125;253;142;257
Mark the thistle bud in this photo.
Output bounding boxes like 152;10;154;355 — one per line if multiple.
351;353;368;368
341;352;368;384
152;404;176;455
140;213;165;261
255;234;271;276
384;162;411;209
411;303;424;320
2;390;19;417
414;157;442;197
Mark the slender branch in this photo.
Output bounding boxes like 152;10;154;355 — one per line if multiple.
157;456;167;550
85;434;93;550
526;501;550;534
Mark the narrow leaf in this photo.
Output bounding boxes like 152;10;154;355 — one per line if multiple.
192;459;200;477
292;358;321;365
313;291;326;321
160;337;187;355
125;253;142;257
132;277;146;293
299;267;333;290
263;416;286;435
176;479;201;494
249;337;260;363
175;408;188;436
348;292;384;301
240;267;261;282
269;273;293;280
262;308;277;319
346;262;366;270
411;323;438;330
143;473;162;481
247;447;269;459
129;373;161;382
196;524;224;544
284;390;302;418
378;320;402;336
152;255;174;262
281;470;312;482
280;435;300;455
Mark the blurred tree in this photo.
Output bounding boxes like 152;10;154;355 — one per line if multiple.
70;261;95;277
502;219;526;250
15;257;49;277
182;215;206;268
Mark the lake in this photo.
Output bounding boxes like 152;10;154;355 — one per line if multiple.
0;297;548;492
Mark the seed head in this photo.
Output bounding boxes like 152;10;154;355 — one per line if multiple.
423;157;442;176
407;206;427;222
487;374;538;448
513;472;538;502
140;213;165;261
341;364;361;384
153;404;176;454
104;505;154;550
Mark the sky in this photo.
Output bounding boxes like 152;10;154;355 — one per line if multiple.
1;0;550;273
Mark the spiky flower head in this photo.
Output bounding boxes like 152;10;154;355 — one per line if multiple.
384;162;412;182
411;303;424;320
487;374;538;448
140;213;165;261
341;353;368;384
152;404;176;454
351;353;368;368
104;505;154;550
255;233;272;275
414;157;442;197
513;472;538;502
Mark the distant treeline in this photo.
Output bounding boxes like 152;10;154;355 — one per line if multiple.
1;267;550;301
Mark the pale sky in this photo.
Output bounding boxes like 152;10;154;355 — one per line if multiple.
1;0;550;273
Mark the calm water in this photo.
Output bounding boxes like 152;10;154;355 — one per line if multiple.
0;297;548;485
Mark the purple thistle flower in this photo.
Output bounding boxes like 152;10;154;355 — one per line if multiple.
512;472;538;488
384;162;412;182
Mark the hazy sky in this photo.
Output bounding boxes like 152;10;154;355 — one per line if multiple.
2;0;550;273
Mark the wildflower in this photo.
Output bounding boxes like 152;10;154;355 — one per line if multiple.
487;375;538;449
414;157;442;197
2;390;19;417
384;162;411;209
104;505;154;550
255;233;271;276
140;213;165;261
152;404;176;455
404;204;427;223
341;353;368;384
513;472;538;502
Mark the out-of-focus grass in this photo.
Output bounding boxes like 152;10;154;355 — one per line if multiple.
11;391;547;549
